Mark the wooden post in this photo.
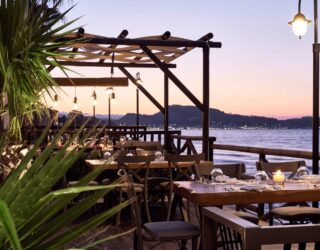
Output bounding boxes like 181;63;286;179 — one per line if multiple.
108;96;111;127
136;87;139;127
203;44;210;160
164;75;169;150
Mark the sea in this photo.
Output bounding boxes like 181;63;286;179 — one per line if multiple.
179;129;313;174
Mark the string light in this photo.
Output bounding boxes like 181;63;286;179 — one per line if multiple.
73;86;78;110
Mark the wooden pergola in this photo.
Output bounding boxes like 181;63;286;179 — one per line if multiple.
50;29;222;158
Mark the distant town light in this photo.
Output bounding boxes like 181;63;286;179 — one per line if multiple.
289;13;311;38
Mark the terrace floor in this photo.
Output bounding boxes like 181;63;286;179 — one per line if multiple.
62;201;317;250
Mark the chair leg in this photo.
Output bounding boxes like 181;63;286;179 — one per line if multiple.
284;243;292;250
192;237;198;250
179;240;188;250
298;242;306;250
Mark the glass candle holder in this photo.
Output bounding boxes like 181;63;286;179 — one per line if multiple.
273;170;285;184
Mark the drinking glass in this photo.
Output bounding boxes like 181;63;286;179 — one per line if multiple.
296;166;310;179
155;151;163;161
211;168;224;182
107;140;114;150
103;152;112;159
254;170;269;183
120;136;126;143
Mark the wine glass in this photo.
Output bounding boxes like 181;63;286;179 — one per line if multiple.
254;170;269;184
296;166;310;179
107;140;113;150
120;136;126;143
103;152;112;159
155;151;163;161
211;168;224;182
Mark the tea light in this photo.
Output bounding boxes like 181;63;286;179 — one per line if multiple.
273;170;285;184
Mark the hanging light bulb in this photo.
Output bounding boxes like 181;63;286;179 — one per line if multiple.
136;72;143;84
53;94;59;108
92;90;97;106
73;96;78;110
73;86;78;110
288;0;311;39
111;90;116;104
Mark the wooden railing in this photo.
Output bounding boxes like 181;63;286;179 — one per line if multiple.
168;134;216;160
212;144;317;161
106;130;181;144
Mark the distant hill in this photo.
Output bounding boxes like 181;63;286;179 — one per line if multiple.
116;105;312;129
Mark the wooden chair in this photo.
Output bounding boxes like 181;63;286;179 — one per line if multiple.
256;160;306;179
197;162;247;180
196;162;259;236
115;155;155;224
122;174;200;250
136;149;158;156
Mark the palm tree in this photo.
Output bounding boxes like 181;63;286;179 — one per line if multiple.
0;0;79;138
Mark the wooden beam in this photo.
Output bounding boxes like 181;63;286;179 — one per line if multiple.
53;77;129;87
57;36;222;49
202;45;210;159
141;45;204;111
52;61;176;68
118;67;165;114
46;65;55;72
99;30;128;63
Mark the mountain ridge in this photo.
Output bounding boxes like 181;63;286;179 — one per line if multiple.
116;105;312;129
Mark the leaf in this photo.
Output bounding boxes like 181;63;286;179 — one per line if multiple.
0;200;22;250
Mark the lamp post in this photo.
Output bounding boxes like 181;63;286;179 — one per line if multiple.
106;87;115;127
289;0;319;175
136;72;142;127
92;90;97;118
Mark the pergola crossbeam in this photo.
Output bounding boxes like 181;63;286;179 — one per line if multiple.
119;67;165;114
141;45;204;111
53;77;129;87
53;61;176;68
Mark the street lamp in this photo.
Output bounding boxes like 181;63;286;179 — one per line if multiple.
92;90;97;117
289;0;319;176
107;88;116;127
136;72;143;127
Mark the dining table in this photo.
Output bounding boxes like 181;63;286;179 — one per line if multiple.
173;180;320;207
85;159;214;170
173;179;320;249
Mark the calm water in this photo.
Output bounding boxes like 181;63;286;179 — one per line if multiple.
181;129;313;174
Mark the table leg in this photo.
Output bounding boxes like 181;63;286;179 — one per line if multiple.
202;210;217;250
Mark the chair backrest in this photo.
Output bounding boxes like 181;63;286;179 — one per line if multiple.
116;155;154;183
120;174;143;249
164;153;205;220
135;141;162;150
197;162;246;180
136;149;158;156
256;160;306;179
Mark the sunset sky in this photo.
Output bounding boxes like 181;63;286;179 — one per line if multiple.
47;0;315;119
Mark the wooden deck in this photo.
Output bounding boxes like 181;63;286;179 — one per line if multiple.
62;201;317;249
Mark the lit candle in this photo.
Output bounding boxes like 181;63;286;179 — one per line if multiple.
273;170;285;184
